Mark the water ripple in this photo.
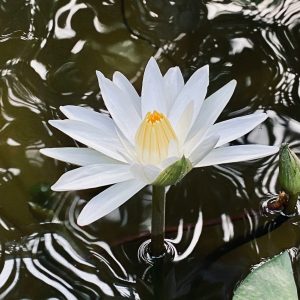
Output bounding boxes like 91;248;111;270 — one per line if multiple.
0;0;300;298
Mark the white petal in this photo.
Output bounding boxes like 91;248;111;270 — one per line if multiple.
189;135;220;165
209;113;268;147
96;71;141;143
115;127;137;162
113;71;141;117
130;164;161;184
160;156;179;170
77;179;146;226
164;66;184;112
167;139;181;158
141;57;167;116
174;101;194;145
185;80;237;151
49;120;126;162
60;105;115;134
40;147;117;166
51;164;132;191
195;145;279;167
169;65;209;127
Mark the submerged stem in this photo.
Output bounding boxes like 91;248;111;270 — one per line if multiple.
151;185;166;257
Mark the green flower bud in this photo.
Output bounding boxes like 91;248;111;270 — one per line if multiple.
153;156;193;187
279;144;300;195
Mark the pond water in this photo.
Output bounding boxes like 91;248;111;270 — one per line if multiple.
0;0;300;299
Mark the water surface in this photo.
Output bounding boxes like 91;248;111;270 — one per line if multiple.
0;0;300;298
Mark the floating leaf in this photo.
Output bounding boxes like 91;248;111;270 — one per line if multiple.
233;251;298;300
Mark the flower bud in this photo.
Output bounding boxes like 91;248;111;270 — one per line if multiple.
153;156;192;187
279;144;300;195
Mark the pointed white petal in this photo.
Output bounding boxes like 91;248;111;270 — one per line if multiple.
77;179;146;226
115;127;137;162
40;147;117;166
60;105;115;134
169;65;209;127
96;71;141;143
189;135;220;165
195;145;279;167
186;80;237;144
113;71;141;117
130;164;161;184
174;101;194;145
49;120;126;162
141;57;167;116
209;113;268;147
163;66;184;112
51;164;132;191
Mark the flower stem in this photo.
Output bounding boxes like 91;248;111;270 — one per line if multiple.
151;185;166;257
283;192;299;215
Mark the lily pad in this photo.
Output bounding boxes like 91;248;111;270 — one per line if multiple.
233;251;298;300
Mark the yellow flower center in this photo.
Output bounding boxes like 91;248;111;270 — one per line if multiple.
135;111;177;165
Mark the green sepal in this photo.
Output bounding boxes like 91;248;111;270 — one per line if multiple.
153;156;192;187
279;144;300;195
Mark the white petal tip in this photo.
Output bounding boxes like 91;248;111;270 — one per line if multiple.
51;184;68;192
230;79;237;86
51;176;71;191
77;221;84;227
48;120;56;126
77;210;93;226
259;145;280;157
77;216;88;227
50;184;60;192
48;120;63;128
272;146;280;153
197;64;209;78
147;57;159;68
39;148;48;155
51;178;81;191
113;71;121;78
51;179;69;191
253;111;268;120
262;112;268;120
96;70;105;82
59;106;67;113
198;64;209;75
264;111;270;118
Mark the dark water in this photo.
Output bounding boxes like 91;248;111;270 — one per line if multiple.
0;0;300;299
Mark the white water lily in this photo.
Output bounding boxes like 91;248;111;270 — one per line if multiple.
40;57;279;226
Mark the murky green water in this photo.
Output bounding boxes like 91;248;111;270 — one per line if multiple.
0;0;300;299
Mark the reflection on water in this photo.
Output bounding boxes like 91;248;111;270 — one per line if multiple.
0;0;300;298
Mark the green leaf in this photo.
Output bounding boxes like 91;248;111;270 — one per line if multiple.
233;251;298;300
153;156;192;187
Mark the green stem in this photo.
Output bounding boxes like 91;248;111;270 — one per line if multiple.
151;185;166;257
152;258;165;300
284;192;299;215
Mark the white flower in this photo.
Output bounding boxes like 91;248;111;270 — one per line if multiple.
40;57;279;226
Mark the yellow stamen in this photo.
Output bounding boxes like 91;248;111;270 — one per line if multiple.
147;111;164;123
135;111;177;164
